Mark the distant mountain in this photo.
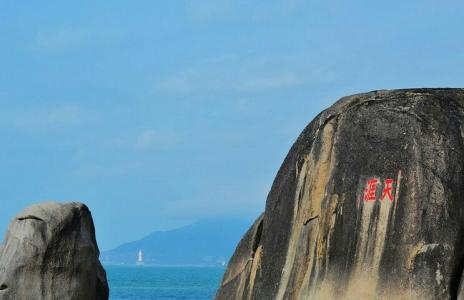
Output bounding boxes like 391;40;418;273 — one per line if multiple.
101;218;253;266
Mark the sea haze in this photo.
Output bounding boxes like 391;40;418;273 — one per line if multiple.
102;218;253;266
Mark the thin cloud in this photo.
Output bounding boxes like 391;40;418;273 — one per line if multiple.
186;0;306;23
236;73;303;92
151;51;337;96
134;129;181;149
152;62;306;95
8;105;97;130
187;0;235;21
160;182;268;219
34;27;122;51
35;28;89;50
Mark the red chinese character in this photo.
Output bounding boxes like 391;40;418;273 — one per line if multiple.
363;178;379;201
381;178;395;201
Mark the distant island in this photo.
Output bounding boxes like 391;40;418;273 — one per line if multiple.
101;218;252;266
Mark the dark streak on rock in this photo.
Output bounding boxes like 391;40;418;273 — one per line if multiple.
17;215;44;222
303;215;319;225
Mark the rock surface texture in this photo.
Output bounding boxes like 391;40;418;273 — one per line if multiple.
0;202;109;300
215;89;464;299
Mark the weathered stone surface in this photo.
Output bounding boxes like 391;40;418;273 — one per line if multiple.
0;202;109;300
215;89;464;299
214;214;263;300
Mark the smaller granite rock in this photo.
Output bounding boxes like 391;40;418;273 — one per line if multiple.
0;202;109;300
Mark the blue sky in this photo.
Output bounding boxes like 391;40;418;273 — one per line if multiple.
1;1;463;250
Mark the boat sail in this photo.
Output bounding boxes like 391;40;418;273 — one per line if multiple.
136;250;144;265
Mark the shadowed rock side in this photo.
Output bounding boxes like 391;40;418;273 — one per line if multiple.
215;89;464;300
215;214;264;300
0;202;109;300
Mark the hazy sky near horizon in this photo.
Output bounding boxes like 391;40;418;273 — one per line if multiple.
1;1;463;250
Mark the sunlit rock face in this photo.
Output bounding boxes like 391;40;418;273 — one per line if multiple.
215;89;464;300
0;202;109;300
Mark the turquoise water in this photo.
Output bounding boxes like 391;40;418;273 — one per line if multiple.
106;265;225;300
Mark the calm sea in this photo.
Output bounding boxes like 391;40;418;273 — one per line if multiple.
106;265;225;300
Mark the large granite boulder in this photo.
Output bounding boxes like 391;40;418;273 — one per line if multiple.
215;89;464;299
0;202;109;300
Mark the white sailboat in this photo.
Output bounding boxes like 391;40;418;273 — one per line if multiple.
136;250;144;266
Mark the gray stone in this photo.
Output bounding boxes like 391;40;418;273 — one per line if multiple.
214;214;263;300
0;202;109;300
215;88;464;299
